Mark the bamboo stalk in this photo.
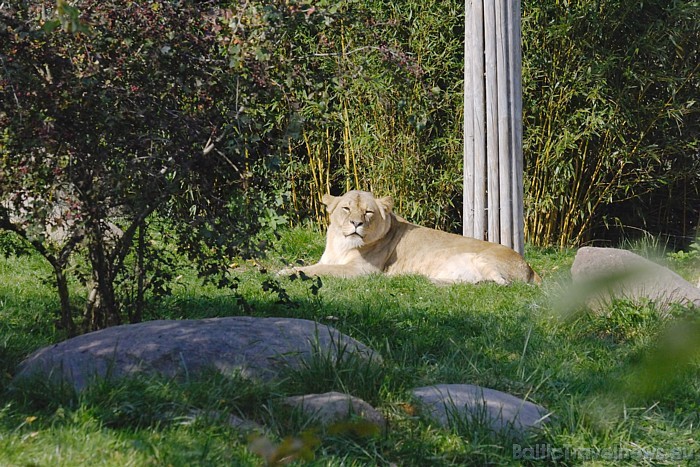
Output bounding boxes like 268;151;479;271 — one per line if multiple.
471;0;486;240
325;128;331;196
342;100;352;193
303;131;321;225
496;0;512;249
484;0;500;244
463;0;475;238
509;0;524;255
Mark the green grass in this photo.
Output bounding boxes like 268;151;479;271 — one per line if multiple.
1;227;699;465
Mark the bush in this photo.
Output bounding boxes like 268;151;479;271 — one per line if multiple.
0;0;292;332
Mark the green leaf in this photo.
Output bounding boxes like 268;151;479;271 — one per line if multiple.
42;20;61;34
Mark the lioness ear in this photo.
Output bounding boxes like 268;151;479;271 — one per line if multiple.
322;194;340;213
376;196;393;219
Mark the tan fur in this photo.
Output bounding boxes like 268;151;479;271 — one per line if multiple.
280;191;541;285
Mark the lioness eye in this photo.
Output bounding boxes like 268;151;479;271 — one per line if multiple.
366;210;374;216
342;206;350;212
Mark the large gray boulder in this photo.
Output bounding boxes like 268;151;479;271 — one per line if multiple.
412;384;550;437
13;317;381;392
571;247;700;314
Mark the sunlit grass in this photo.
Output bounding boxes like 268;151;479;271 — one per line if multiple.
1;226;698;465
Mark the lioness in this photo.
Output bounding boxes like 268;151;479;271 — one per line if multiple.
281;190;541;285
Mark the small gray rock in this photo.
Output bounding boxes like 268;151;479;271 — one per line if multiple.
571;247;700;314
13;317;380;392
284;391;386;431
412;384;550;436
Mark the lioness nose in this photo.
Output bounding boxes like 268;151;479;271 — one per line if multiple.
351;220;363;228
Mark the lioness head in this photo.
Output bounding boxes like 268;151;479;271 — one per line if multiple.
323;191;393;248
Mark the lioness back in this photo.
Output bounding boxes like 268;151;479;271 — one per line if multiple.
385;221;540;285
280;190;541;285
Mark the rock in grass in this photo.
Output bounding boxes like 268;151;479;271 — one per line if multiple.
571;247;700;314
13;317;381;392
412;384;550;437
284;391;386;432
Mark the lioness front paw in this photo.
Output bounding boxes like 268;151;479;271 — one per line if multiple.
277;267;294;276
277;267;304;277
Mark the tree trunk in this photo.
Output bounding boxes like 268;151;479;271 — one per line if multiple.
133;222;145;324
52;263;76;337
84;270;121;331
83;223;122;331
